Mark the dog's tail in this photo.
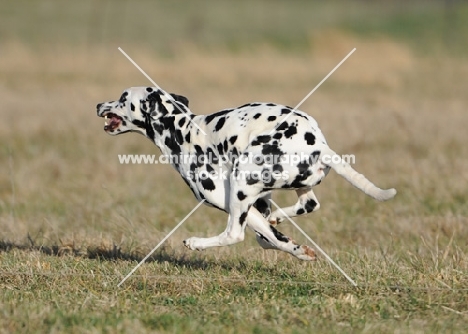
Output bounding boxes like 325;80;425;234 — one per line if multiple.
322;148;397;201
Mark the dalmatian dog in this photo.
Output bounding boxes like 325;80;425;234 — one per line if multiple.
96;87;396;261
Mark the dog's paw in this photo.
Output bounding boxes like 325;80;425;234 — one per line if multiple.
295;245;316;261
269;216;284;226
183;237;204;251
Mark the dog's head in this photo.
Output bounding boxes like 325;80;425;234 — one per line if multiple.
96;87;189;137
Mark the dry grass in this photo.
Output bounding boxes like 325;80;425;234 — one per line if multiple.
1;2;468;332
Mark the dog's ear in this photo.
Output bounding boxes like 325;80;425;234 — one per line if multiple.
146;90;161;102
170;93;189;107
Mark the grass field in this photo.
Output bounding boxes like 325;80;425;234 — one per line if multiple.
1;0;468;332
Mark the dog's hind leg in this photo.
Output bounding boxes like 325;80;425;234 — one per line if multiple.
247;207;316;261
253;193;272;220
269;187;320;226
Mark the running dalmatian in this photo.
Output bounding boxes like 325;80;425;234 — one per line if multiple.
96;87;396;261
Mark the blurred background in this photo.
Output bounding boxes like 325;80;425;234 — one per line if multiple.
1;0;467;256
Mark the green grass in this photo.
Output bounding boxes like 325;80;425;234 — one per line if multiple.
1;0;468;332
3;0;468;54
341;1;468;55
1;246;467;333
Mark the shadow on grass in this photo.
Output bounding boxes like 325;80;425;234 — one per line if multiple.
0;236;265;273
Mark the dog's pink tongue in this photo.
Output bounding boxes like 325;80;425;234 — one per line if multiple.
110;116;120;126
104;115;121;131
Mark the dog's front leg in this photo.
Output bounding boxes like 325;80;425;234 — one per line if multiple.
183;178;260;251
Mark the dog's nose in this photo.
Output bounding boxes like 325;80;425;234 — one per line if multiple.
96;103;103;110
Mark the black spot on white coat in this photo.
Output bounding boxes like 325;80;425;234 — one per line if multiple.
201;178;216;191
304;132;315;145
214;117;226;132
237;191;247;201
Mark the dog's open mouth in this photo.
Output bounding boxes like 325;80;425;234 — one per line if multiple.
103;113;122;132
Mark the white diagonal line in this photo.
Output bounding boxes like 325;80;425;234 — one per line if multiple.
117;199;206;287
269;48;356;135
293;48;356;111
269;199;357;287
118;47;207;136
